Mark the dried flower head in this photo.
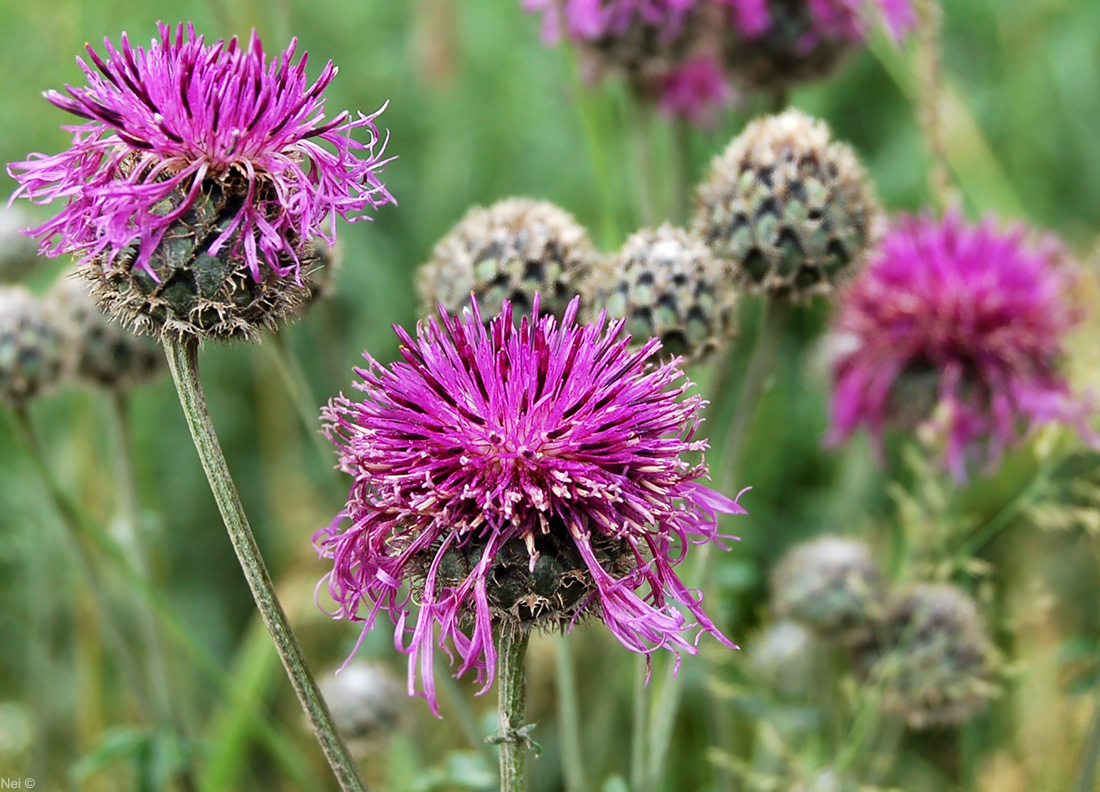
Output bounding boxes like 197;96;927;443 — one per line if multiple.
316;296;747;712
721;0;916;90
417;198;596;325
582;224;736;362
8;23;393;340
0;286;69;404
694;109;879;300
828;212;1093;481
47;270;162;389
0;207;41;284
770;535;884;638
856;583;998;729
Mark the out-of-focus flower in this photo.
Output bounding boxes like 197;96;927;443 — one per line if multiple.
770;535;884;639
318;661;402;744
0;207;40;284
526;0;699;47
855;583;999;730
8;23;393;339
747;619;816;696
47;272;162;390
694;109;880;301
654;56;736;125
828;212;1093;481
582;223;737;362
417;198;596;325
721;0;916;90
0;286;69;405
316;296;747;713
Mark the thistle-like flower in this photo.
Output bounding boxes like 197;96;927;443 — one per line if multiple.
721;0;916;90
828;212;1093;481
316;296;747;712
8;23;393;339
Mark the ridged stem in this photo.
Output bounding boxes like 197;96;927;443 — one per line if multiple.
161;334;368;792
496;629;532;792
915;0;954;208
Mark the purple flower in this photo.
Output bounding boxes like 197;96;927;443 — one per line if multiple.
828;212;1093;481
316;296;746;713
655;56;736;125
8;23;393;281
525;0;699;44
722;0;915;42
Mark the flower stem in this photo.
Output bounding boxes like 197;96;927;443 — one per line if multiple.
264;331;334;473
161;334;368;792
495;629;532;792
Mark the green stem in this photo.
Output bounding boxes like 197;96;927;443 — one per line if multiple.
645;299;788;791
555;637;588;792
161;335;368;792
495;629;532;792
628;96;658;228
1073;660;1100;792
915;0;953;209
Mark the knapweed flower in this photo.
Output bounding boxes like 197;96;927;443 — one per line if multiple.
316;296;747;712
8;23;393;339
526;0;699;48
722;0;916;89
828;212;1093;481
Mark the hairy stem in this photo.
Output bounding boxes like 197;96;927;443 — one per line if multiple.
162;335;368;792
496;629;532;792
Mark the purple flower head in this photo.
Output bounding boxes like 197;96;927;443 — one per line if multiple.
828;212;1094;481
316;295;747;713
655;56;736;126
525;0;699;44
722;0;915;43
8;23;394;281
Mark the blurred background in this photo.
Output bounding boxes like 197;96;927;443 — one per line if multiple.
1;0;1099;790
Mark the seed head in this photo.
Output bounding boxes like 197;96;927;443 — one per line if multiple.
8;23;394;340
417;198;596;324
582;224;736;362
48;270;162;389
694;109;880;300
856;583;999;730
316;296;748;713
770;535;884;638
0;287;69;405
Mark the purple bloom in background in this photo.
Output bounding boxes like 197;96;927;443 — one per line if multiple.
722;0;915;42
525;0;699;44
655;56;736;125
316;296;746;713
828;212;1093;481
8;23;393;281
